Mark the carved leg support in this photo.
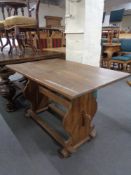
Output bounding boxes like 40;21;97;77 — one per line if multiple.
0;67;16;112
24;80;97;158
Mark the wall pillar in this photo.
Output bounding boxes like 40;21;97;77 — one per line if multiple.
66;0;104;67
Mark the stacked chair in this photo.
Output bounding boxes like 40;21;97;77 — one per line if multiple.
0;6;12;53
109;39;131;72
3;0;41;55
0;4;28;54
34;30;50;50
49;31;64;48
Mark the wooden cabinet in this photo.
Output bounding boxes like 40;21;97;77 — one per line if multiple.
44;16;62;28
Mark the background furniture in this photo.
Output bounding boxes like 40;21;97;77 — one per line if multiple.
0;0;27;18
102;27;120;44
0;51;65;111
101;43;121;68
102;9;125;44
7;59;129;157
109;39;131;72
44;16;63;28
4;0;41;55
0;0;27;54
49;31;64;48
39;31;50;48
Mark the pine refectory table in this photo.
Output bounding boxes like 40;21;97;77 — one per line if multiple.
7;59;130;158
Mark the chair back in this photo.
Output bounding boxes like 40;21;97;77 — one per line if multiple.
120;39;131;52
27;0;40;26
50;31;63;48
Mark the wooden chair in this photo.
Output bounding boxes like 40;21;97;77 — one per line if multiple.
4;0;41;55
108;39;131;72
33;31;50;50
1;5;27;54
0;21;4;48
49;31;63;48
0;6;11;52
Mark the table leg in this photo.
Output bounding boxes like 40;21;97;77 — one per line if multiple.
127;81;131;86
0;66;16;112
24;80;97;158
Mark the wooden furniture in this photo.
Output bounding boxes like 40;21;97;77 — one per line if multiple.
0;0;27;18
39;31;50;49
101;43;121;68
108;39;131;72
102;27;120;44
4;0;41;55
7;59;129;157
44;16;63;28
43;47;66;54
50;31;64;48
0;52;65;111
0;0;27;54
0;22;4;49
33;31;50;50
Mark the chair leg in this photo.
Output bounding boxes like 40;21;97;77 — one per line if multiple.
1;31;12;54
15;27;24;56
0;35;3;48
20;32;26;55
107;60;110;69
130;64;131;73
26;31;37;55
123;64;127;72
36;27;42;53
11;32;18;54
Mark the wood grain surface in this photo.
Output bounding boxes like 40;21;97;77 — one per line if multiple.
7;59;130;99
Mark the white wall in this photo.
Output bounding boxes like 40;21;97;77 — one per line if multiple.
39;3;65;27
0;3;65;27
104;1;131;12
122;15;131;31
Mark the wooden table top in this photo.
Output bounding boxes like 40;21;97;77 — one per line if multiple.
7;59;130;100
0;51;65;66
44;47;66;53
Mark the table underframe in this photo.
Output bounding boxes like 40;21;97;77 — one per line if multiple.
24;80;97;158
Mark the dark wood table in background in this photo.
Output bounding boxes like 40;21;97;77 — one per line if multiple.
7;59;129;157
44;47;66;54
0;52;65;111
